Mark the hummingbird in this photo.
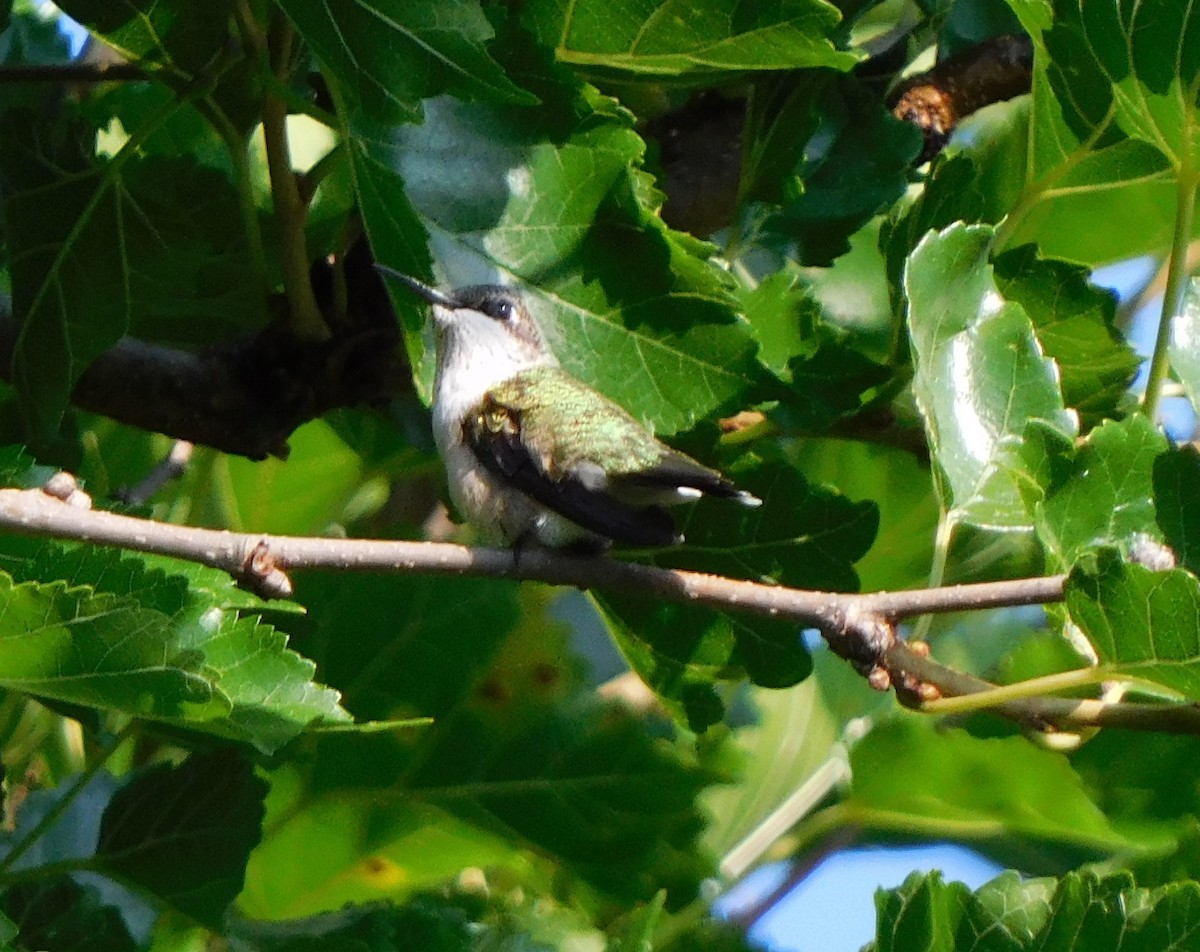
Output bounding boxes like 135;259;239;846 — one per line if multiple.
382;268;761;551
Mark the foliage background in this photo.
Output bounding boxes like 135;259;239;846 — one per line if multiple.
0;0;1198;949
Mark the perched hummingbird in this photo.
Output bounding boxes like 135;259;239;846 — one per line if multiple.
383;269;761;551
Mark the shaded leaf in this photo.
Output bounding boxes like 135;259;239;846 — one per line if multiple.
0;118;266;445
786;439;939;592
1154;444;1200;576
56;0;235;78
0;878;136;952
596;454;876;727
279;0;534;125
904;222;1075;530
764;77;921;265
96;751;266;929
244;574;721;916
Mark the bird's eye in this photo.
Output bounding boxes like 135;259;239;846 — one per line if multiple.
487;300;515;322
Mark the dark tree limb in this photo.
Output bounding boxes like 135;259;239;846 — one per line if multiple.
0;308;408;460
890;34;1034;163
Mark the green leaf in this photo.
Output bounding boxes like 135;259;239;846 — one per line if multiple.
1035;415;1168;568
0;119;267;445
245;574;721;916
872;870;969;952
522;0;859;79
0;539;349;753
870;871;1200;952
740;271;812;379
207;421;366;535
1066;549;1200;700
849;719;1131;859
595;454;876;727
1170;277;1200;419
992;246;1139;426
1043;0;1200;170
56;0;235;78
96;751;266;928
0;878;136;952
364;67;766;432
763;77;921;265
1154;444;1200;576
185;615;352;753
904;222;1075;530
984;5;1179;263
279;0;535;124
0;572;218;717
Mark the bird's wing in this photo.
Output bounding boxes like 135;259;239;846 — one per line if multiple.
614;448;754;502
464;390;679;546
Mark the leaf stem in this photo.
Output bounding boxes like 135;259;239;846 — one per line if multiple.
261;15;329;342
199;100;270;299
994;103;1118;252
1141;167;1199;421
0;723;135;876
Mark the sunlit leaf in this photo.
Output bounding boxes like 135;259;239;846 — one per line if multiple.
522;0;859;79
1035;415;1168;568
849;719;1131;857
1169;278;1200;419
904;222;1075;530
870;870;1200;952
1067;548;1200;700
0;539;349;753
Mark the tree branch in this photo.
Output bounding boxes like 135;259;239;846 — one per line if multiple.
0;298;406;460
889;34;1034;163
3;482;1196;735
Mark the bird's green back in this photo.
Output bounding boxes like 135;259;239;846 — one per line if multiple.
484;366;669;477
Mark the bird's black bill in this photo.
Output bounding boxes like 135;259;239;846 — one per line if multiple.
375;264;459;308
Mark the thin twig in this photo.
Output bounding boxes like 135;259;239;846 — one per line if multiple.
0;486;1059;624
117;441;194;506
2;486;1197;735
